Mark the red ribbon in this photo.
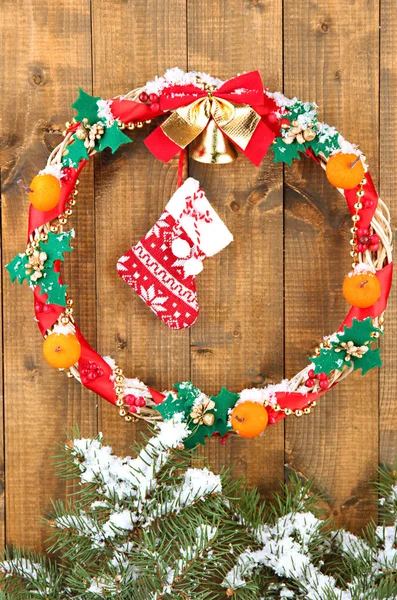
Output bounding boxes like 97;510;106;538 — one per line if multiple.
344;172;378;230
144;71;275;167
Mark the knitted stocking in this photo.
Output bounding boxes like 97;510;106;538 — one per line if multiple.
117;177;233;329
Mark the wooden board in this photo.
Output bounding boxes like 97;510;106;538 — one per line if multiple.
284;0;380;532
1;0;97;551
186;0;285;495
0;0;394;552
91;0;189;455
379;0;397;466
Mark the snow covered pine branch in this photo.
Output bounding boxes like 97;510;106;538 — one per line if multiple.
1;421;397;599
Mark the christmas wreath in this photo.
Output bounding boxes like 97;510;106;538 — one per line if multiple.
6;68;393;448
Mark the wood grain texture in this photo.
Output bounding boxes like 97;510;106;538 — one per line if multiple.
283;0;380;532
92;0;189;457
187;0;284;496
1;0;97;550
379;0;397;467
0;0;395;552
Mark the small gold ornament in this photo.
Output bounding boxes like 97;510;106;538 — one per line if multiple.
25;249;47;282
189;118;238;164
334;340;369;360
190;395;216;425
282;119;317;145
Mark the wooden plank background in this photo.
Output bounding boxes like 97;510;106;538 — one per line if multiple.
0;0;395;552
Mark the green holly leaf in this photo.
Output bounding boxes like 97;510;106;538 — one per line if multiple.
311;347;348;375
37;269;68;307
71;88;102;125
6;253;29;284
353;346;382;375
62;136;89;168
211;387;238;431
155;393;187;422
287;101;318;123
272;138;303;166
184;423;216;449
338;318;382;346
42;231;73;267
98;122;132;154
173;382;202;413
306;129;340;158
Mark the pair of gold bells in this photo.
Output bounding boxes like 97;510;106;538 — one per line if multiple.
189;118;238;164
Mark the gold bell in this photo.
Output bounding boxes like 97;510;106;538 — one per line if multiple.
189;119;238;164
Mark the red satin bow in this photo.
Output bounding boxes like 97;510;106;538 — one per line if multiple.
144;71;275;166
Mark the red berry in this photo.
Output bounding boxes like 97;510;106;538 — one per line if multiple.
308;369;315;379
358;227;370;236
128;405;138;414
318;372;328;381
149;93;159;103
369;234;380;244
319;380;329;390
359;235;369;245
138;91;149;103
124;394;136;406
43;304;52;313
135;396;146;407
88;371;96;381
150;102;160;112
369;243;379;252
97;368;104;377
305;378;315;388
220;438;227;445
35;302;43;313
357;243;368;253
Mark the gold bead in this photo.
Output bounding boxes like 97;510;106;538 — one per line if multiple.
69;198;76;206
65;307;73;315
115;375;124;385
136;121;143;128
117;120;126;130
350;227;358;234
361;178;368;186
73;189;79;196
356;189;365;198
311;401;317;407
115;386;124;395
350;250;357;258
26;247;34;256
349;239;356;246
75;179;80;186
273;404;281;412
119;409;127;417
115;367;123;376
284;408;292;416
50;225;59;233
116;398;123;407
31;240;38;249
352;215;360;222
61;316;69;325
59;217;67;225
303;407;311;415
352;262;358;269
65;209;73;217
353;202;363;210
67;371;74;378
371;331;380;338
40;232;49;241
145;119;152;124
67;298;73;306
125;415;133;422
127;123;135;130
295;409;303;417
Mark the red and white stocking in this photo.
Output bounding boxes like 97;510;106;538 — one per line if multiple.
117;177;233;329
